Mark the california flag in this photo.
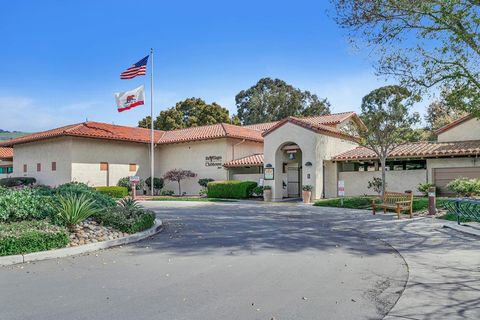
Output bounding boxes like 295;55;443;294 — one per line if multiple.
115;85;145;112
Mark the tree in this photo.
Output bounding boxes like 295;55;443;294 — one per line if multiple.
163;169;197;196
235;78;331;125
332;0;480;117
356;85;420;198
425;94;467;131
138;98;238;130
145;177;164;195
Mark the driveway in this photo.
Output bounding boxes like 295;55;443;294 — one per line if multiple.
0;202;478;319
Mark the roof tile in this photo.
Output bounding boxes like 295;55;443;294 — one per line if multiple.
224;154;264;167
0;147;13;159
333;140;480;160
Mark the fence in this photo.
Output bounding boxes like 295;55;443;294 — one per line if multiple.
444;198;480;224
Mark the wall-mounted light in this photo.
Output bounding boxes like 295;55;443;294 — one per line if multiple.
305;161;312;166
265;163;273;168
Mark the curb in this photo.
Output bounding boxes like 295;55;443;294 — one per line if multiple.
0;218;163;267
443;223;480;237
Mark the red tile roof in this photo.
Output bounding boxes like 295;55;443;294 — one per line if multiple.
223;154;264;168
0;121;263;147
0;147;13;160
434;114;474;134
262;115;358;141
0;112;359;147
157;123;263;144
0;122;164;147
333;140;480;161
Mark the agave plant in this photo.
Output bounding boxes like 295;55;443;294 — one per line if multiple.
117;197;142;218
55;193;99;231
118;197;141;210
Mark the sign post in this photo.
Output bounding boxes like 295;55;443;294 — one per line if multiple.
338;180;345;206
428;186;436;215
129;176;140;199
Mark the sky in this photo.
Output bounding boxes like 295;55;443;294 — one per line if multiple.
0;0;421;132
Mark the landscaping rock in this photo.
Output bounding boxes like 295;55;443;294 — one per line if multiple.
68;219;129;246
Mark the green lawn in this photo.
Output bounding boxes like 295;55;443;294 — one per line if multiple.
313;196;449;213
146;197;238;202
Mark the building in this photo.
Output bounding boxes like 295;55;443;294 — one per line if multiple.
0;147;13;178
1;112;479;199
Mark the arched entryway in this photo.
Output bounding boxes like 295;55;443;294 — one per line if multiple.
273;142;303;199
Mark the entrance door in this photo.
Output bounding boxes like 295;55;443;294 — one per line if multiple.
287;166;300;197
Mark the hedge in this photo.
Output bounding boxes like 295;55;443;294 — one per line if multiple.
0;177;36;188
0;220;69;256
95;186;129;198
207;180;257;199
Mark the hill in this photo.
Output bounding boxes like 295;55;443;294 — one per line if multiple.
0;131;30;141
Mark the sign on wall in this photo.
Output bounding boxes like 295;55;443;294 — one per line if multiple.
205;156;222;167
264;168;274;180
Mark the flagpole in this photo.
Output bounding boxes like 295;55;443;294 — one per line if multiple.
150;48;154;196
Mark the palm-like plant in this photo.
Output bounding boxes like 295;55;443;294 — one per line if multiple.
118;197;141;211
55;193;99;231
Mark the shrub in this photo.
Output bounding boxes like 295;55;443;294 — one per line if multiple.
417;183;435;196
367;177;385;195
251;186;264;197
0;177;36;188
55;193;100;230
95;186;128;198
0;187;55;222
160;189;175;196
0;220;69;256
145;177;164;195
198;178;215;188
447;177;480;197
117;177;144;192
55;182;116;208
207;180;257;199
95;208;155;234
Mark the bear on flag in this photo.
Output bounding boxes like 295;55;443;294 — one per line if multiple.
114;85;145;112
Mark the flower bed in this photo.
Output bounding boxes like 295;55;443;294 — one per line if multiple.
0;183;156;257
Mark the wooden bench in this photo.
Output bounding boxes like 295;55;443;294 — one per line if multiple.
372;191;413;219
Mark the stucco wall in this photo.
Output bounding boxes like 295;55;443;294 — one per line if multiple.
323;161;338;198
12;137;73;186
426;157;480;183
229;139;263;160
338;170;427;196
437;117;480;142
70;137;150;187
263;122;357;200
156;138;231;195
232;173;263;183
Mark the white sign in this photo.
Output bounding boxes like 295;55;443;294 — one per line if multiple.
338;180;345;197
129;176;140;184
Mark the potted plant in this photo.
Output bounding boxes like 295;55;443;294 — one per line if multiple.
302;185;313;203
263;185;272;202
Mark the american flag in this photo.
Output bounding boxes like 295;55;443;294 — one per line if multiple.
120;55;149;79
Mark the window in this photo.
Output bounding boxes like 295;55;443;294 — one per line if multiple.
0;167;12;174
37;163;41;172
100;162;108;171
52;162;56;171
23;164;27;172
129;163;137;172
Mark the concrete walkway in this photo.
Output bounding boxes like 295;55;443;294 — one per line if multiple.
309;206;480;319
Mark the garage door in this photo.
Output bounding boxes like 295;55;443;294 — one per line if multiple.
433;167;480;195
